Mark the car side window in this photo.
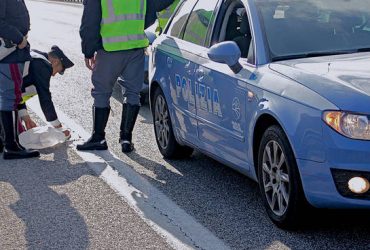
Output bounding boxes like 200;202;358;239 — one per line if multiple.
216;1;255;64
167;0;198;39
182;0;219;47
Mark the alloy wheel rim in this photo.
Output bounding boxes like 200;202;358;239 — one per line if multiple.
154;95;170;149
262;140;290;216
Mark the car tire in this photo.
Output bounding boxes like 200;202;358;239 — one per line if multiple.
152;87;194;159
257;125;307;229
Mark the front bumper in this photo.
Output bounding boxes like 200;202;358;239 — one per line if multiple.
298;125;370;208
298;159;370;208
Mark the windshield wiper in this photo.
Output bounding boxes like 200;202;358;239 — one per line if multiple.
271;51;353;62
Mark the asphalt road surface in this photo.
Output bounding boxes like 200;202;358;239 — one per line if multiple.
1;0;370;249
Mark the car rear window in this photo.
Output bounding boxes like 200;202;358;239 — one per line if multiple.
182;0;219;46
167;0;198;38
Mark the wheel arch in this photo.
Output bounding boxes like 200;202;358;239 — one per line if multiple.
149;80;194;158
149;80;161;110
149;81;183;144
252;112;297;179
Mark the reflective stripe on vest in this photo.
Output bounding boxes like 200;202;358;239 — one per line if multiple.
101;0;149;51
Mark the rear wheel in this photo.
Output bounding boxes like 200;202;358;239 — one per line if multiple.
152;88;193;159
258;125;307;229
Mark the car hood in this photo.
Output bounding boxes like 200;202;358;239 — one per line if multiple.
269;52;370;113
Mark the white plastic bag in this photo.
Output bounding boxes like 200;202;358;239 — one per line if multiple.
19;126;66;150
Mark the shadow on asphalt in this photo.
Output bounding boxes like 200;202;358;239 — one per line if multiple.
0;143;105;249
128;151;370;249
1;139;368;249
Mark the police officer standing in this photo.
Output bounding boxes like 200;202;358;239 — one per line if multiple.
0;0;40;159
78;0;175;153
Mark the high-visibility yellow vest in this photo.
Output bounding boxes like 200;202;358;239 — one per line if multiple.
157;0;180;31
100;0;149;51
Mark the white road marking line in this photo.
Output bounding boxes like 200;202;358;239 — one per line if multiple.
28;97;230;250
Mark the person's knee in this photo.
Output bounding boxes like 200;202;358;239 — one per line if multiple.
91;91;112;108
94;99;111;108
92;79;114;94
123;92;141;106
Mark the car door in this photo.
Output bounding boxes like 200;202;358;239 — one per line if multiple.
158;0;199;145
184;0;255;169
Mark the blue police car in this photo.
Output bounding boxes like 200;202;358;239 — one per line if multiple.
149;0;370;228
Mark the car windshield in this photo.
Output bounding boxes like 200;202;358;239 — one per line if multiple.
254;0;370;61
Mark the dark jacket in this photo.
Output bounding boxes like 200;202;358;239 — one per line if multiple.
0;0;31;63
80;0;175;58
18;50;58;122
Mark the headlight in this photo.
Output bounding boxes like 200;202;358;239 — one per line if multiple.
323;111;370;140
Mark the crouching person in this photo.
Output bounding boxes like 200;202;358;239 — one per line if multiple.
18;46;74;139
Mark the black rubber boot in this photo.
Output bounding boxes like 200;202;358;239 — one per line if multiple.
77;106;110;151
120;103;140;153
0;111;40;160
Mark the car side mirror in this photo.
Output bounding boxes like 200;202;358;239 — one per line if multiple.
208;41;242;74
145;30;157;45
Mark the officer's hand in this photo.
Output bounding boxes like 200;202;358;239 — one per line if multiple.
62;129;71;139
24;116;37;130
54;124;71;140
18;36;28;50
85;54;96;70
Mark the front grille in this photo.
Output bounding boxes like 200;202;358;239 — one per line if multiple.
331;169;370;200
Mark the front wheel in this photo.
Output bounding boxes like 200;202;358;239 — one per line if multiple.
152;87;193;159
258;125;307;229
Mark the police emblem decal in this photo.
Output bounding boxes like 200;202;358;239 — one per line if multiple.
232;97;241;121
